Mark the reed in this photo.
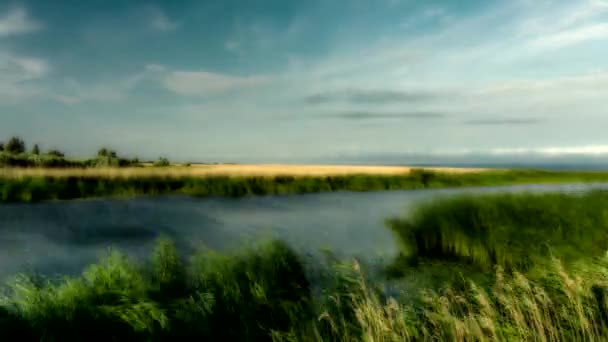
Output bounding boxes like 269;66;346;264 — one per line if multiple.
3;169;608;202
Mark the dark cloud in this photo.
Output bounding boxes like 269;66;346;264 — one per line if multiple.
463;118;544;126
348;90;435;104
328;111;446;120
304;93;333;104
304;89;439;105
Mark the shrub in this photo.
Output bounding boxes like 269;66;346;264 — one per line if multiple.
0;238;312;341
97;148;109;157
98;148;117;158
47;149;65;158
154;157;170;167
5;136;25;154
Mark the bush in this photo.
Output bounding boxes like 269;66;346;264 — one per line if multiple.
97;148;109;157
0;238;312;341
47;149;65;158
97;148;117;158
5;136;25;154
154;157;170;167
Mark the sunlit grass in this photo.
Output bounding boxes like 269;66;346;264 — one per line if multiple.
0;164;484;179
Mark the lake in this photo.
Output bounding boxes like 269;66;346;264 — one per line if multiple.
1;182;608;279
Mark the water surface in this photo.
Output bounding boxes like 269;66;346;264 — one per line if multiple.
1;183;607;279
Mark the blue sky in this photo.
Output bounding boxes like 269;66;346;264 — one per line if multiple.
1;0;608;163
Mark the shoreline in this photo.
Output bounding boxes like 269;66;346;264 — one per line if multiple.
0;164;489;179
2;168;608;203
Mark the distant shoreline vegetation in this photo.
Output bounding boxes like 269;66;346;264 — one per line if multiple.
5;136;608;202
0;136;173;168
3;168;608;202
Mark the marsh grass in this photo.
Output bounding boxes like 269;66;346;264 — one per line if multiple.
0;239;312;341
387;191;608;273
3;169;608;202
2;238;608;341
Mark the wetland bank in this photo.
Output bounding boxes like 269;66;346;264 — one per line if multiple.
2;182;608;341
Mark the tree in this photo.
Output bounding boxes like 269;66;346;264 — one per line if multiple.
32;144;40;155
47;149;65;158
0;142;4;152
97;148;109;157
154;157;170;167
98;147;118;158
5;136;25;154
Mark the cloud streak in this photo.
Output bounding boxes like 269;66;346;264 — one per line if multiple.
0;53;49;102
304;89;440;104
463;118;544;126
163;71;270;96
327;111;447;120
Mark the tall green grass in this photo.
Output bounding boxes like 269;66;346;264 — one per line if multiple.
4;169;608;202
2;238;608;341
0;239;312;341
386;191;608;273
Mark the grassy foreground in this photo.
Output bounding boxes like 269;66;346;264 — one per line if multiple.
3;191;608;341
3;238;608;341
3;168;608;202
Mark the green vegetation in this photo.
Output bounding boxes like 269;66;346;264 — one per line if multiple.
3;169;608;203
0;239;312;341
1;191;608;340
153;157;171;167
0;136;159;168
386;191;608;273
5;136;26;154
1;239;608;341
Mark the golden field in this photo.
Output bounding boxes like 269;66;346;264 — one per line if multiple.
0;164;487;179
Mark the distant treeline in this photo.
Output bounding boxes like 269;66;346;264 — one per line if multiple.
0;136;171;168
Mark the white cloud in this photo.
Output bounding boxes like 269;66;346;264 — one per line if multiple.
53;79;125;105
0;53;49;79
490;146;608;156
0;53;49;102
51;64;167;105
0;7;42;37
149;8;178;32
0;8;47;101
528;23;608;50
164;71;270;96
433;145;608;157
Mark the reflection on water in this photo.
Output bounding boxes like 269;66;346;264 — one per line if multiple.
0;182;607;279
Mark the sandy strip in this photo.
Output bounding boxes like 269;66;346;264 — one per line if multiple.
0;164;488;178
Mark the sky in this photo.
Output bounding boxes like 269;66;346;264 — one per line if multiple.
0;0;607;164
